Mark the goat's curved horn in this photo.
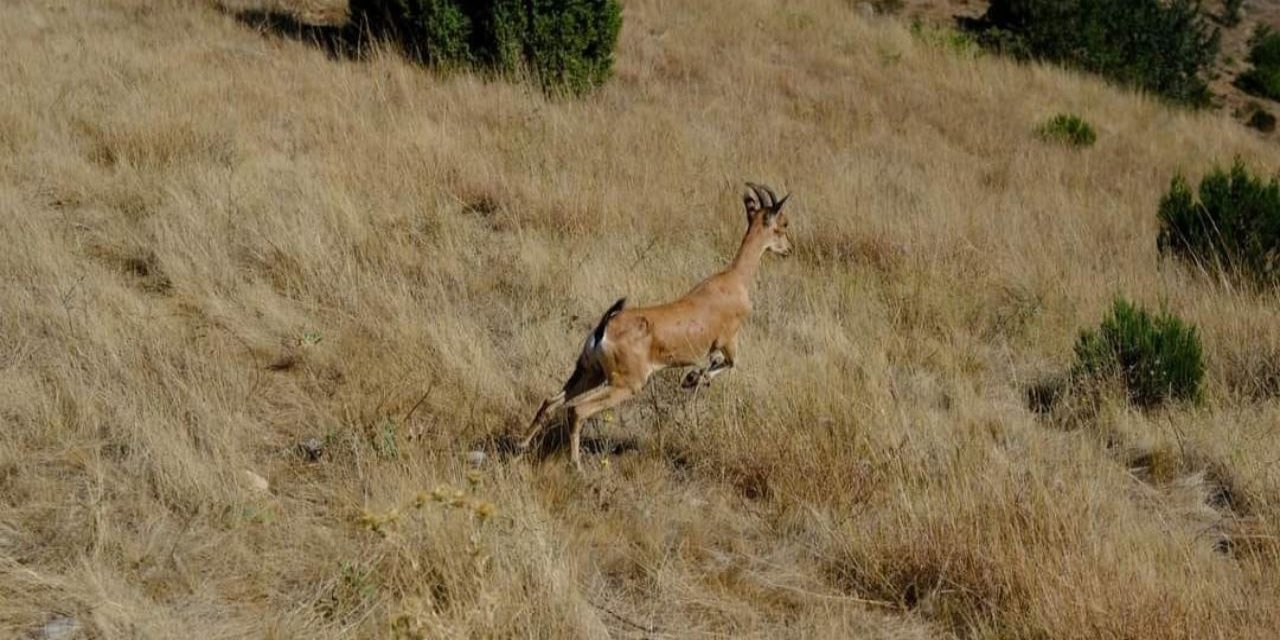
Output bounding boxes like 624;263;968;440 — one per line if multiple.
748;182;774;209
743;183;761;209
760;184;780;208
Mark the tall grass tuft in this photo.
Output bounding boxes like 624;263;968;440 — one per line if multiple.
1036;113;1096;147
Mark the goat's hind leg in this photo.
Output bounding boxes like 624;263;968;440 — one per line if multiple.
519;390;566;451
519;375;619;452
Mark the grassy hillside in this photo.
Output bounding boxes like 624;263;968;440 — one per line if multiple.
896;0;1280;130
2;0;1279;637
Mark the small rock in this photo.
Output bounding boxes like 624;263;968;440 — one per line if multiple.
265;349;298;371
1212;535;1235;556
1248;108;1276;133
465;450;487;467
298;437;324;462
240;469;270;493
39;615;80;640
855;2;877;19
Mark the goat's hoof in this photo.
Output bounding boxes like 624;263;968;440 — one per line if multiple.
683;370;712;390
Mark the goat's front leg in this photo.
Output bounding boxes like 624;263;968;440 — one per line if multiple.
566;384;637;472
681;347;734;389
704;350;734;383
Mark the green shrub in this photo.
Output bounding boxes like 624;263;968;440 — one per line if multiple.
1036;113;1096;147
1073;298;1205;408
349;0;622;95
1236;25;1280;101
972;0;1220;107
522;0;624;94
1158;161;1280;286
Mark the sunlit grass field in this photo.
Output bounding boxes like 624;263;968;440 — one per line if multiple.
1;0;1278;636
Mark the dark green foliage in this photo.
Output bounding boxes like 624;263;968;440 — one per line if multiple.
523;0;624;94
1158;161;1280;286
1236;25;1280;100
349;0;393;34
349;0;481;66
349;0;622;94
972;0;1220;107
1036;113;1096;147
1221;0;1244;27
1073;299;1205;408
1248;25;1280;67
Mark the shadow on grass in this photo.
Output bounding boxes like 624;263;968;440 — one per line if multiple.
226;7;366;60
487;420;641;464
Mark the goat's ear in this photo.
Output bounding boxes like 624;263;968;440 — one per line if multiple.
743;187;763;225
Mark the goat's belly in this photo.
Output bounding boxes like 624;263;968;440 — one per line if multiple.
652;335;714;367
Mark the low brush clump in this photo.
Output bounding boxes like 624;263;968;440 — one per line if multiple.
1236;25;1280;101
1221;0;1244;27
871;0;904;15
349;0;622;94
1036;113;1096;147
972;0;1220;106
1072;298;1205;408
910;20;982;58
1158;160;1280;286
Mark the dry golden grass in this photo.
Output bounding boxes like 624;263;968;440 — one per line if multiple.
2;0;1279;637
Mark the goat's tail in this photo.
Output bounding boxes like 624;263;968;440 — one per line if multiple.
590;297;626;349
562;298;626;396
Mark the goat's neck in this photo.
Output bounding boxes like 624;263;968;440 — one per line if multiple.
725;225;769;286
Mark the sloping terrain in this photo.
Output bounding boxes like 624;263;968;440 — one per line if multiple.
1;0;1279;637
893;0;1280;129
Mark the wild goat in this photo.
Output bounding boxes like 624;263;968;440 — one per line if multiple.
520;183;794;471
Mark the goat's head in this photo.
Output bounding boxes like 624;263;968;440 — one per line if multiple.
743;182;793;257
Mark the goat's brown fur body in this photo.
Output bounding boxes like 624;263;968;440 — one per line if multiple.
521;183;793;470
